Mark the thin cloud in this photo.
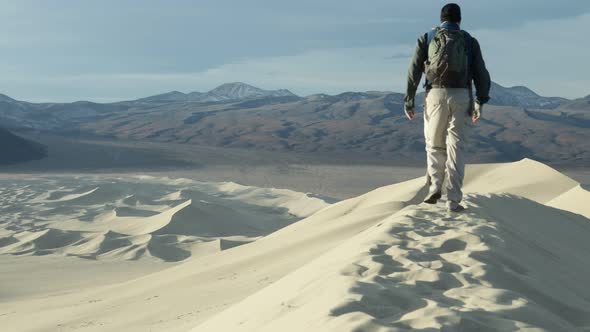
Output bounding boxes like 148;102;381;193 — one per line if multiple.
0;1;588;101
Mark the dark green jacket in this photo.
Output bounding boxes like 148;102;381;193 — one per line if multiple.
404;29;491;110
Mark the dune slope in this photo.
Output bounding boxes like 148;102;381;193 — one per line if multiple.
194;194;590;331
191;159;590;332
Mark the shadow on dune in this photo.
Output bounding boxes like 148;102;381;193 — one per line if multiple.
332;194;590;332
154;190;298;238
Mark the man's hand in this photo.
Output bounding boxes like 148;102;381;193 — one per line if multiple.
404;99;415;120
472;102;482;123
405;107;415;120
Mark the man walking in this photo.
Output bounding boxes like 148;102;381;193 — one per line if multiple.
404;3;491;212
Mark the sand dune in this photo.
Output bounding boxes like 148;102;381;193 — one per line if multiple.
0;176;329;262
1;159;588;331
462;158;578;203
192;159;590;332
194;193;590;331
547;184;590;219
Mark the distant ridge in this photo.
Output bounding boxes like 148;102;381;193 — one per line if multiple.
0;81;584;108
0;128;47;165
559;94;590;111
488;82;567;109
208;82;297;101
137;82;298;104
415;82;569;110
0;93;18;103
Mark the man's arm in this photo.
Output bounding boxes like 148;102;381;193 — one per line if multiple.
471;38;491;105
404;33;428;111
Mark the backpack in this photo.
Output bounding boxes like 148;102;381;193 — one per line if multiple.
425;27;472;88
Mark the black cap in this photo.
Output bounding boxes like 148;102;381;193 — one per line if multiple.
441;3;461;23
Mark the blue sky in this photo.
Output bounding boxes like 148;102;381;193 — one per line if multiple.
1;0;589;102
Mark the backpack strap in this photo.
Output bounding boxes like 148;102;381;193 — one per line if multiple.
426;28;437;48
423;28;438;89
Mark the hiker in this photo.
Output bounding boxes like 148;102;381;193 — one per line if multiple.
404;3;491;212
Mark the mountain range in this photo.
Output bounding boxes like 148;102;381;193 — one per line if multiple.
1;82;589;165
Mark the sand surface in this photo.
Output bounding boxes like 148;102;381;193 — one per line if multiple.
1;159;589;331
0;175;328;262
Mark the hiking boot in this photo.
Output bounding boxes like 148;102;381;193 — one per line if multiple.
423;191;442;204
447;204;466;213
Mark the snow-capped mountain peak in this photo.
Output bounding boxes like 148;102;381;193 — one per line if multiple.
207;82;297;101
488;82;567;109
136;83;298;103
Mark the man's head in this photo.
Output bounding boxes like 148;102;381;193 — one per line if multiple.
441;3;461;23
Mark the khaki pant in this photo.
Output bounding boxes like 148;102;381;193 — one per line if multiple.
424;88;472;208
